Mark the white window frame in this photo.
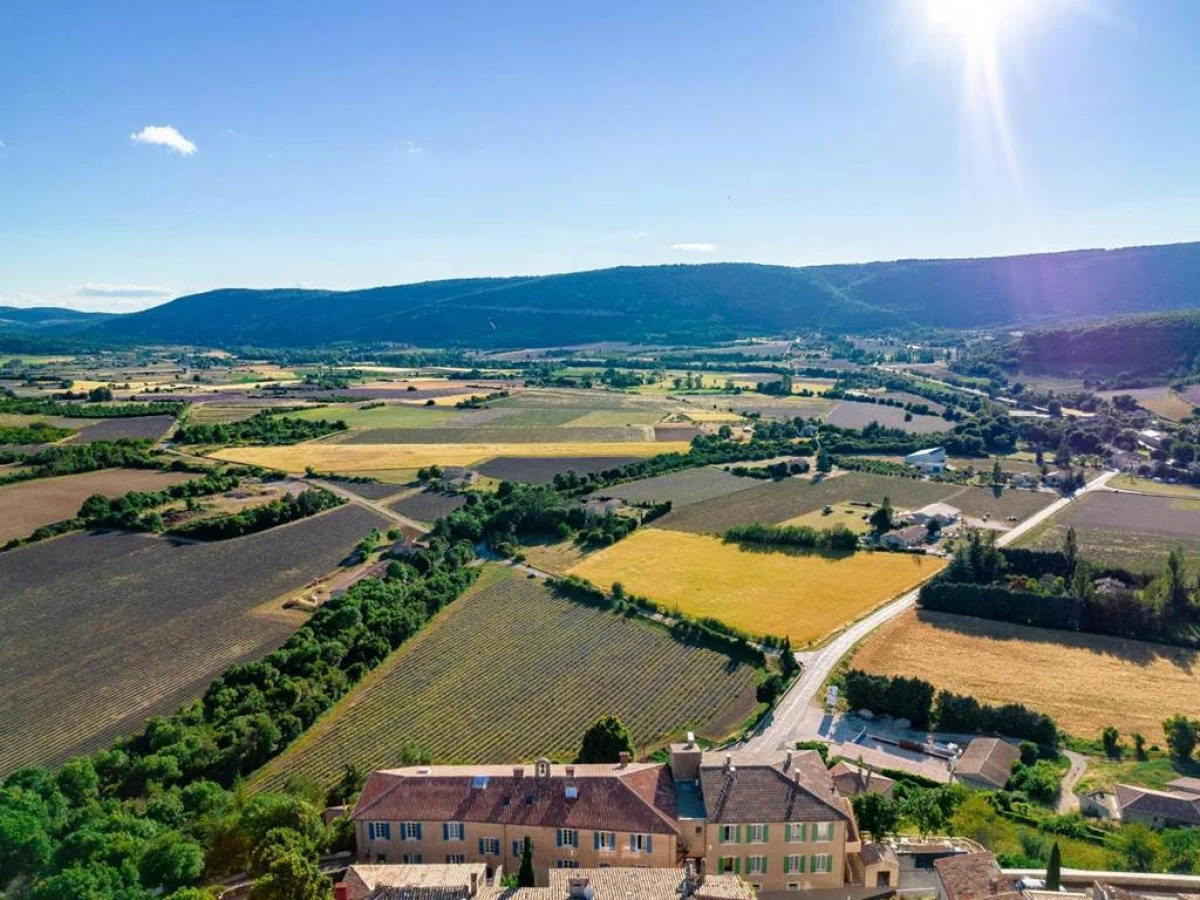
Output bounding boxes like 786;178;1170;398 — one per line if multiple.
558;828;579;848
812;822;834;843
630;833;651;853
785;854;804;875
718;824;737;844
445;822;465;841
481;838;501;856
446;854;465;864
400;821;422;841
402;852;423;864
812;854;834;873
718;857;737;874
747;823;767;844
597;831;616;852
746;855;767;875
557;860;580;869
787;823;807;843
368;821;391;841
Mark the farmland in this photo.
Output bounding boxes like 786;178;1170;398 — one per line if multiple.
1098;386;1196;421
568;528;945;644
823;400;947;433
1014;489;1200;573
655;471;955;534
210;441;688;475
0;503;388;775
852;610;1199;742
0;468;194;543
593;466;759;508
65;414;178;443
338;425;657;444
251;571;758;789
389;487;468;521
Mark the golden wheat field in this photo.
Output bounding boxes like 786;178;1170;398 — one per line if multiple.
567;528;944;645
852;610;1199;741
210;441;690;473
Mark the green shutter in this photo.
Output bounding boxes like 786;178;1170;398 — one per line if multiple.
735;825;742;844
761;857;767;875
784;824;792;843
762;825;769;842
800;823;808;841
799;855;807;873
734;857;741;875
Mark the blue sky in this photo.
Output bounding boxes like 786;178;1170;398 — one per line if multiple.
2;0;1198;311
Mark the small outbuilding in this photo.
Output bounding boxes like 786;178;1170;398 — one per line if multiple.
954;738;1020;791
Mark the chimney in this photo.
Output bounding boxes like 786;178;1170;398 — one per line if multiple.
334;883;349;900
723;753;732;773
471;872;479;897
618;751;630;767
513;766;525;779
568;877;592;900
683;860;698;897
697;857;706;885
686;730;696;749
565;765;576;779
785;749;793;771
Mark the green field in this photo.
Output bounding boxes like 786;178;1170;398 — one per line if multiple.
250;569;758;790
288;403;461;428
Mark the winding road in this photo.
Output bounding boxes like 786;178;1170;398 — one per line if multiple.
746;469;1117;751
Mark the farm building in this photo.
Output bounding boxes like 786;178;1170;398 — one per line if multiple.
582;497;625;519
908;502;960;527
953;738;1020;791
828;761;896;800
1115;783;1200;829
904;447;946;473
1077;788;1119;820
1010;472;1039;489
880;524;928;550
934;852;1014;900
350;746;898;895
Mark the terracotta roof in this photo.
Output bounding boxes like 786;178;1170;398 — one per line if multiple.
698;750;849;824
343;863;487;900
859;843;898;867
934;852;1015;900
470;869;753;900
352;763;679;835
829;762;896;799
956;739;1020;789
1166;776;1200;795
1115;783;1200;826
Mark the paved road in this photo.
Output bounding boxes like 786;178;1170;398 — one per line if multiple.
745;469;1117;751
1057;750;1088;813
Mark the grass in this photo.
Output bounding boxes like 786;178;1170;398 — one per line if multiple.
1111;474;1200;500
250;569;758;789
1075;754;1200;794
210;441;690;473
594;467;759;508
779;502;872;534
1098;386;1196;421
852;609;1199;743
1013;490;1200;574
568;409;667;426
568;528;945;645
0;504;387;775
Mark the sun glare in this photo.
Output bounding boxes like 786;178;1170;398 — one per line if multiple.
925;0;1034;51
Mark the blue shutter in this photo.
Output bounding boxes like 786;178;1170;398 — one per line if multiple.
415;823;423;841
443;823;449;841
556;830;563;848
646;835;653;854
382;823;391;840
368;823;376;841
479;838;486;854
594;832;600;850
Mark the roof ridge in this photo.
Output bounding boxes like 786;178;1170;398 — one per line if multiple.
767;764;848;820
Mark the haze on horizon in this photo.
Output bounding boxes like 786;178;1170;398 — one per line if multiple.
2;0;1199;313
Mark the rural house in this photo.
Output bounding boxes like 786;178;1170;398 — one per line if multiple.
953;739;1020;791
1115;783;1200;830
350;744;898;897
907;503;960;528
904;447;947;473
828;762;896;800
880;524;928;550
934;852;1018;900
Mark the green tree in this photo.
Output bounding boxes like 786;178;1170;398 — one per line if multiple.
869;496;894;536
991;461;1003;485
1112;823;1162;873
816;447;833;474
139;832;205;893
950;794;1005;848
1046;842;1062;891
1133;733;1148;761
1101;726;1121;758
851;792;899;839
518;835;536;887
325;762;365;807
1063;526;1078;577
1158;547;1192;621
1163;715;1198;761
577;714;635;763
904;789;949;838
246;850;327;900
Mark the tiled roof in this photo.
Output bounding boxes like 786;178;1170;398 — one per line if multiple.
934;852;1015;900
352;763;679;835
829;762;896;799
344;863;487;900
471;869;753;900
1166;776;1200;795
956;739;1020;789
883;524;927;545
1115;783;1200;826
698;750;849;824
859;843;898;867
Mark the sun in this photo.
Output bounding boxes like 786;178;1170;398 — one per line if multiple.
924;0;1038;54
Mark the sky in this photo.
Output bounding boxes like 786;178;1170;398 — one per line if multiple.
2;0;1199;312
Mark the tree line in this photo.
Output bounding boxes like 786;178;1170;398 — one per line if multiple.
172;411;347;445
0;392;185;418
724;521;859;552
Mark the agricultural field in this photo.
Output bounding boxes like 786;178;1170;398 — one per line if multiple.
779;502;872;534
685;394;834;419
656;471;955;534
210;442;688;475
328;480;409;501
568;528;945;644
1013;490;1200;574
939;484;1056;522
852;610;1199;742
0;468;195;543
64;414;178;444
388;487;468;522
1098;386;1196;421
823;400;948;433
1110;474;1200;500
0;503;387;774
337;425;658;444
288;403;463;428
475;455;643;484
591;467;759;508
251;571;758;789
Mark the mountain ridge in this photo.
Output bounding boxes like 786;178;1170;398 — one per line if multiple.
36;240;1200;347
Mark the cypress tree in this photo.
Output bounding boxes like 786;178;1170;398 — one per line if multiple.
1046;842;1062;891
518;835;536;887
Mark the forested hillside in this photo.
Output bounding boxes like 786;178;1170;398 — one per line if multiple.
1015;311;1200;377
89;241;1200;348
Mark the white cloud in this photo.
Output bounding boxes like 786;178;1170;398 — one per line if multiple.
130;125;197;155
78;283;175;299
671;242;717;252
403;140;424;155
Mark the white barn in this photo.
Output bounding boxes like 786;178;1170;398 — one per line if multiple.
904;446;947;473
